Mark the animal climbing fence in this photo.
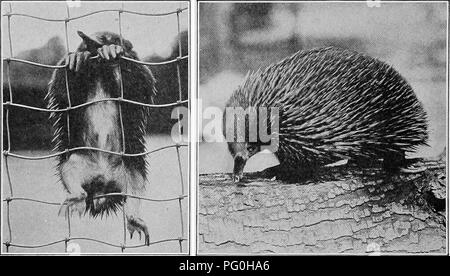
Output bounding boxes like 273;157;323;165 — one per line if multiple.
2;3;188;253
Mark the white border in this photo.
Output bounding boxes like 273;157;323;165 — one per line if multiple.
196;0;449;256
189;0;198;256
0;0;191;255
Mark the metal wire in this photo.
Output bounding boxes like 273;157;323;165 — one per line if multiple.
174;6;186;253
3;55;188;67
64;7;72;250
116;4;129;249
6;237;187;250
3;194;187;205
4;98;189;113
4;3;14;253
2;3;188;253
2;7;188;22
5;144;187;160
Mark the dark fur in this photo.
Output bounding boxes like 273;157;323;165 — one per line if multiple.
46;32;156;215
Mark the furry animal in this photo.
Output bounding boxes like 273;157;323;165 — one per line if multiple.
46;31;156;244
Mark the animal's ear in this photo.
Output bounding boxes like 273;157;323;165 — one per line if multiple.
77;31;101;52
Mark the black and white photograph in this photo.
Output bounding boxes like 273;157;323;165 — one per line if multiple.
198;1;447;254
2;1;189;254
1;0;449;259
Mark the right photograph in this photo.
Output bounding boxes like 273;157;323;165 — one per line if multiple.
198;1;447;254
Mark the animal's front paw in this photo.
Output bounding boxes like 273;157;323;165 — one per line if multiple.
97;44;123;61
65;51;91;72
127;216;150;246
59;193;87;218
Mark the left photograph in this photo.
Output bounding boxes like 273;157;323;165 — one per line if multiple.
1;1;189;254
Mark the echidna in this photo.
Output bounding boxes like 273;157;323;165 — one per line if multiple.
224;47;428;182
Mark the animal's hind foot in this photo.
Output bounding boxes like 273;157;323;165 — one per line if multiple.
127;216;150;246
258;165;316;183
383;151;406;173
252;165;284;180
59;193;87;218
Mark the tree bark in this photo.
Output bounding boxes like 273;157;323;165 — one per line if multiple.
199;155;446;254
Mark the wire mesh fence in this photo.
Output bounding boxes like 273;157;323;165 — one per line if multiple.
2;2;188;253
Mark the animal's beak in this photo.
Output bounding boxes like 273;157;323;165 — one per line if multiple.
233;155;247;183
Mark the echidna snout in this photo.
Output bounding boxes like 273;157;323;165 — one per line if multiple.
227;141;261;182
233;154;246;182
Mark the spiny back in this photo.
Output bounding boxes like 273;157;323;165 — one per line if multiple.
226;47;428;167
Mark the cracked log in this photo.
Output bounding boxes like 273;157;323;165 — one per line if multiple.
199;155;447;254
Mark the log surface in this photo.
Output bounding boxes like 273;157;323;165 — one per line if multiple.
199;158;447;254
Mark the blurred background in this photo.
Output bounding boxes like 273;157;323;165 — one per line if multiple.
199;2;447;174
2;1;188;253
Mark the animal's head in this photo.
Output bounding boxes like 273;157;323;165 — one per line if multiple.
223;104;263;182
223;81;281;182
227;141;261;182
